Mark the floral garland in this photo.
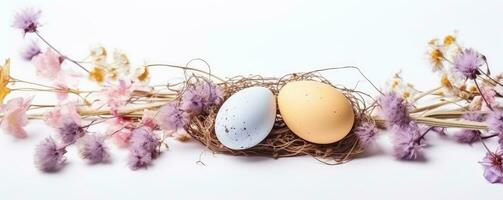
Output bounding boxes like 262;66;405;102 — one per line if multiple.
2;8;503;184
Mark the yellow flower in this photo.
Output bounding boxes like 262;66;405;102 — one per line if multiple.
385;73;417;101
90;47;107;64
390;79;400;90
136;66;149;82
469;85;478;93
429;48;444;71
107;67;119;80
443;35;456;46
440;73;453;89
402;91;411;99
428;38;440;46
89;66;106;84
113;50;130;73
389;73;402;90
0;59;11;104
402;83;417;100
113;50;130;66
109;50;131;80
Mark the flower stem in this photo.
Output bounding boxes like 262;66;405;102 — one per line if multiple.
481;133;499;140
303;66;384;95
480;140;495;155
411;98;462;114
415;126;434;144
11;77;59;90
479;70;503;87
107;126;129;137
146;63;226;83
413;86;442;102
35;31;90;73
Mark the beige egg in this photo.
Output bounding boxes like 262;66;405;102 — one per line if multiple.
278;81;355;144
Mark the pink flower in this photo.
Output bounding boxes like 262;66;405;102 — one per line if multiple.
106;118;133;148
0;97;32;138
103;80;134;114
44;102;81;129
54;83;69;100
481;87;496;111
53;71;81;101
32;49;63;80
481;149;503;184
470;87;497;111
112;129;132;148
141;109;157;130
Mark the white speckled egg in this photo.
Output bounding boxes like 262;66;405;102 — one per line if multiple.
215;87;277;150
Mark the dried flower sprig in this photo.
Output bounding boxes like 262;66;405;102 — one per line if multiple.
78;134;110;164
128;126;161;170
481;148;503;184
391;122;428;160
12;8;41;35
1;97;32;138
354;121;379;148
34;137;66;172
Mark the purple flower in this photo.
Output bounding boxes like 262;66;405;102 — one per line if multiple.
58;121;85;144
128;127;160;170
354;121;379;147
454;130;481;144
157;102;190;132
12;8;41;34
128;148;153;170
463;111;486;122
378;91;410;128
487;110;503;147
130;127;160;153
78;134;110;164
391;122;425;160
455;112;484;144
181;80;224;114
480;150;503;184
487;110;503;134
21;41;41;61
34;137;66;172
453;48;483;80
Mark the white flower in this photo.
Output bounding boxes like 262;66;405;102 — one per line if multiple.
384;73;418;102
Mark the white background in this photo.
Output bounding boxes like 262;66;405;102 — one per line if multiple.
1;0;503;199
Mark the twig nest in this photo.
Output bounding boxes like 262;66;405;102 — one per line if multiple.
185;73;372;163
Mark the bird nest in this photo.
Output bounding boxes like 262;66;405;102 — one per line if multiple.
185;71;376;164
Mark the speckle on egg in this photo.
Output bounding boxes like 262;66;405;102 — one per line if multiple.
214;86;277;150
